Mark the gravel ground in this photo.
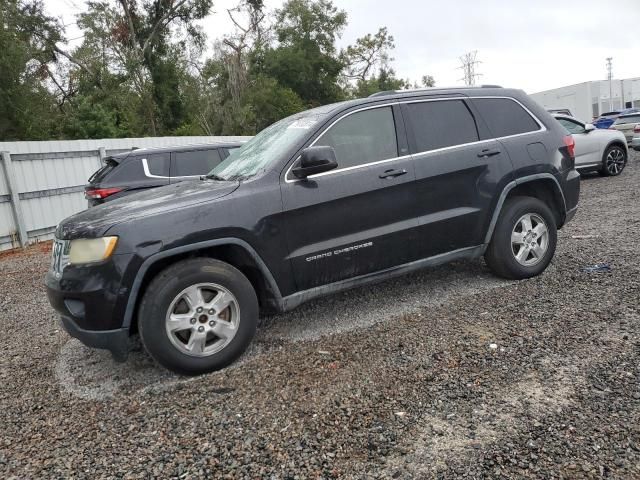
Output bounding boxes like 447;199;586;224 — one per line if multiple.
1;152;639;479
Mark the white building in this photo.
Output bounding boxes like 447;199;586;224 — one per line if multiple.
530;77;640;122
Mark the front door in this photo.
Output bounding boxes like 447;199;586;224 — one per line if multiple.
280;105;418;292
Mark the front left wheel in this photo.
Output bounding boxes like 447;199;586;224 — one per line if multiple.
138;258;258;375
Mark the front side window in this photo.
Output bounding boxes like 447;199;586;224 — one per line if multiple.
314;106;398;169
557;118;585;135
173;149;222;177
473;98;541;138
405;100;479;152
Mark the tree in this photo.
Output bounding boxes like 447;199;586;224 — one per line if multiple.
258;0;347;106
342;27;394;83
57;0;214;136
0;0;62;140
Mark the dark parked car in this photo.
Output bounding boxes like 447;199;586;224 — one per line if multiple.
85;143;243;206
47;86;580;375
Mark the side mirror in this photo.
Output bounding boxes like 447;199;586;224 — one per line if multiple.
292;146;338;179
585;123;596;133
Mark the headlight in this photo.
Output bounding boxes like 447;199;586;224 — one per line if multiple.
69;237;118;265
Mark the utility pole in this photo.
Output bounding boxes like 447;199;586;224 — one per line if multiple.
606;57;613;111
459;51;482;86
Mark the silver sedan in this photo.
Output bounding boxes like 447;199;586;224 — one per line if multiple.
554;114;629;176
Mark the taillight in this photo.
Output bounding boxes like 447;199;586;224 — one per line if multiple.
563;135;575;158
85;187;123;200
634;125;640;133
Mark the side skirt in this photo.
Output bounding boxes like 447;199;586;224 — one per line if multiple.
279;245;486;312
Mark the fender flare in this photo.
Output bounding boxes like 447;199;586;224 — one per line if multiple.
121;238;283;329
603;139;629;159
483;173;567;245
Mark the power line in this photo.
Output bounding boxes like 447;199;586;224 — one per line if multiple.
459;51;482;86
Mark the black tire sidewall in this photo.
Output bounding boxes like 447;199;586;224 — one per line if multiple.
488;197;558;279
601;145;626;176
139;259;258;375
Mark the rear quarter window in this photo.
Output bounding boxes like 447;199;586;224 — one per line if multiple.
105;158;146;183
473;98;541;138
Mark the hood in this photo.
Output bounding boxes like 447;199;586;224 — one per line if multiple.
56;179;240;239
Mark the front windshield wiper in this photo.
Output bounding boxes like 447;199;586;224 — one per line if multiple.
204;173;227;181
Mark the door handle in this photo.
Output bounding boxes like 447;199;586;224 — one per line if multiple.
379;168;408;179
477;148;501;158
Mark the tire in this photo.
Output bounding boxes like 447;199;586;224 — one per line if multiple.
485;196;558;280
138;258;258;375
599;144;627;176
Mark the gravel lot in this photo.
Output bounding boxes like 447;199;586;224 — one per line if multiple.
2;152;639;479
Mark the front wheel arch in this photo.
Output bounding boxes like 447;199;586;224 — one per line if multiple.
124;239;283;332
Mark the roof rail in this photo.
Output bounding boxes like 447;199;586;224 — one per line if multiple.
368;84;503;98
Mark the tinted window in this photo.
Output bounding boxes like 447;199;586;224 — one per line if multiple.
614;115;640;124
106;159;145;183
173;149;222;177
556;118;585;134
405;100;479;152
145;153;170;176
473;98;540;138
315;107;398;169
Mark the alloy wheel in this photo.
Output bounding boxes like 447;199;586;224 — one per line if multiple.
511;213;550;267
165;283;240;357
606;147;626;175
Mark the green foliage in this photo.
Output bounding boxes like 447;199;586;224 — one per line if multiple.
0;0;436;141
0;0;62;140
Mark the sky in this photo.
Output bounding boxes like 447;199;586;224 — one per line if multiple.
45;0;640;94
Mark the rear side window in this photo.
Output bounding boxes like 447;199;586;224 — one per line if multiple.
173;149;223;177
473;98;541;138
145;153;170;176
315;106;398;169
405;100;479;152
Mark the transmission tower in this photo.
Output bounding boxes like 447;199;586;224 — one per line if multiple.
606;57;613;110
459;51;482;86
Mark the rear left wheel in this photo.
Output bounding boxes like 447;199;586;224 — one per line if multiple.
485;196;558;280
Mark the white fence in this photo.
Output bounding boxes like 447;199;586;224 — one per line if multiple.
0;136;249;251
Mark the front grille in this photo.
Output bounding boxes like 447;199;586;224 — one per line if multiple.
51;239;70;276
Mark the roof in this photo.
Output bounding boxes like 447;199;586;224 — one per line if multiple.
111;141;245;160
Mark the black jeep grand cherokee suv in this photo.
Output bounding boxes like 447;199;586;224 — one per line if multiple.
46;87;580;375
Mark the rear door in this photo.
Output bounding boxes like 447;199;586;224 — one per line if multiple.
280;104;418;291
170;148;224;183
402;98;514;258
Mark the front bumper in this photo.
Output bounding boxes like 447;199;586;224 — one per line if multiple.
46;253;137;361
59;315;129;361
